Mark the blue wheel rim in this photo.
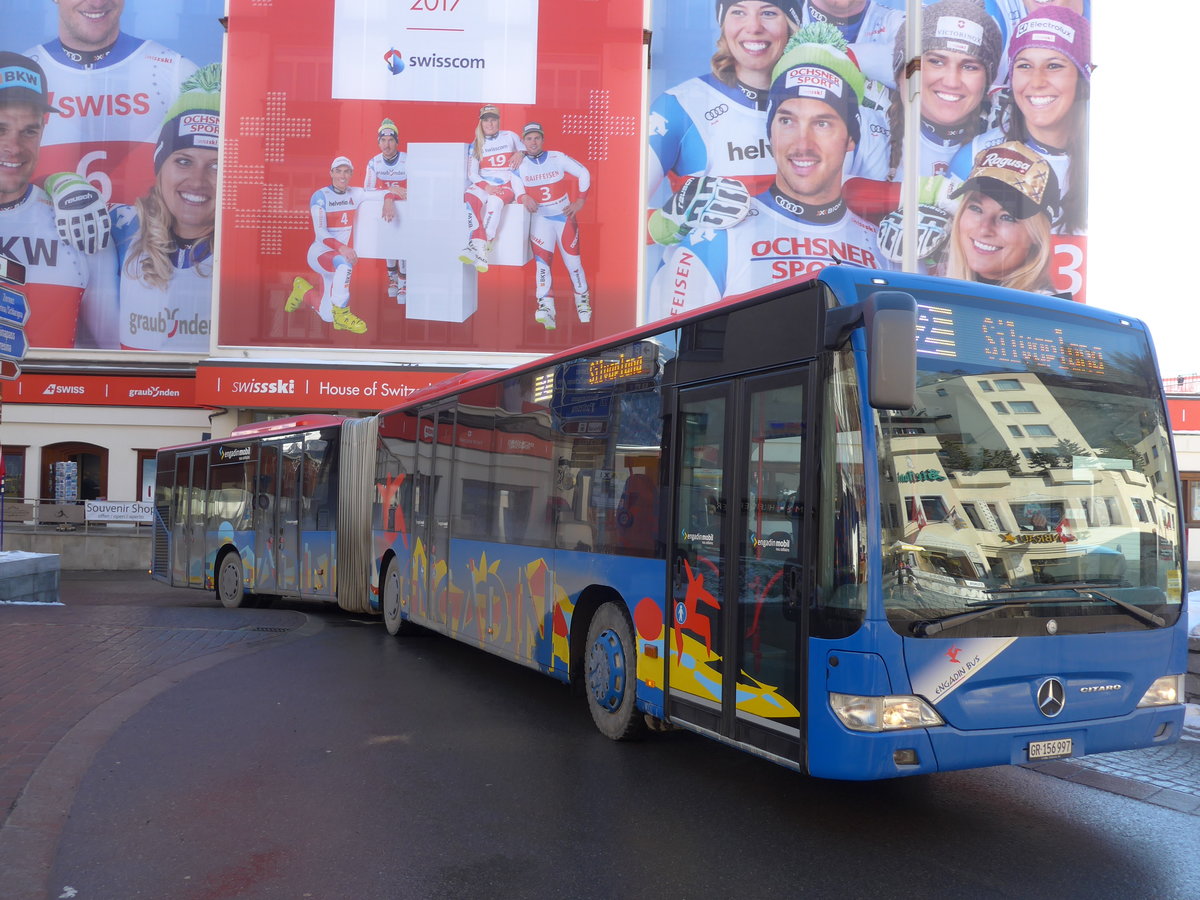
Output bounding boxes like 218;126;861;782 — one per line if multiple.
587;627;626;712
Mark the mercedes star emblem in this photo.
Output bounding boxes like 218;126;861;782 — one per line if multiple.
1037;678;1065;718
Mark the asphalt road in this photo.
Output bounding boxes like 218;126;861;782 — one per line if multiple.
5;574;1200;899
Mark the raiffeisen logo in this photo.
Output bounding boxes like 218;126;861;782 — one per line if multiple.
43;383;86;396
384;48;405;74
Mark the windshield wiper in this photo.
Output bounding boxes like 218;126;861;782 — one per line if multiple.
985;583;1165;628
912;583;1165;636
912;598;1040;636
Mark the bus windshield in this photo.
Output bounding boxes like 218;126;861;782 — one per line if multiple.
874;290;1183;638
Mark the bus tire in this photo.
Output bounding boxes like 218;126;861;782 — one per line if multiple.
216;550;248;609
584;603;646;741
381;557;414;636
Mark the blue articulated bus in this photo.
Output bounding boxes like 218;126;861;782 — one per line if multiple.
157;268;1189;779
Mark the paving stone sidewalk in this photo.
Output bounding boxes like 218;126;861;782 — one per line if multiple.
0;579;313;825
1031;725;1200;815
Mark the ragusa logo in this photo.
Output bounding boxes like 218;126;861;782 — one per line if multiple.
384;49;405;75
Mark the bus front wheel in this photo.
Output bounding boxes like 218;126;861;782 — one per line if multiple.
216;551;247;609
584;603;646;741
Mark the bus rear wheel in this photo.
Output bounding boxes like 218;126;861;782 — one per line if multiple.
216;550;248;609
584;603;646;741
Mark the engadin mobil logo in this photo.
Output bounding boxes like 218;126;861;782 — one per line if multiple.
230;378;296;395
384;49;405;74
43;383;86;396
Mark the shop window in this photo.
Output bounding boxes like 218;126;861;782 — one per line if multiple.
41;442;108;501
2;447;26;498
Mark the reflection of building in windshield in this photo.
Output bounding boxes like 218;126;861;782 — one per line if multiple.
879;371;1178;604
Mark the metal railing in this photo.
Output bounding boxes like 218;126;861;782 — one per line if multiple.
0;496;152;533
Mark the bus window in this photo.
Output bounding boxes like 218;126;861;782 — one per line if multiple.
815;349;867;636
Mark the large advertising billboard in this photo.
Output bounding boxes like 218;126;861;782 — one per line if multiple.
3;0;226;351
217;0;643;355
3;1;1093;360
644;0;1092;320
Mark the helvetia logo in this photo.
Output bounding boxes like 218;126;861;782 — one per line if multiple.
384;49;405;75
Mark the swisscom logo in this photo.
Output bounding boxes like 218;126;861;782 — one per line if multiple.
383;47;484;75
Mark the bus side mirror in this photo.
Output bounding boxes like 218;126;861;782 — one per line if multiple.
865;294;917;411
823;291;917;411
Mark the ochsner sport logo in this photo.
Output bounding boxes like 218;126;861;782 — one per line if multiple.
785;65;843;97
178;112;219;148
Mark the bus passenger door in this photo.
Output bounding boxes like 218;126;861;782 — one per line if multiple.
668;369;810;765
254;442;279;593
275;439;303;593
429;406;455;629
413;404;455;629
668;385;731;737
172;451;207;588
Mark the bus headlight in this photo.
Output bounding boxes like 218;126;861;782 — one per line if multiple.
1136;675;1184;708
829;693;944;732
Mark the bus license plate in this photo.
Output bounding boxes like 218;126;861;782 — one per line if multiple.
1028;738;1073;760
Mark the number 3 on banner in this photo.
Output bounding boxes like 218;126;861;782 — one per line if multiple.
1053;237;1085;300
76;150;113;204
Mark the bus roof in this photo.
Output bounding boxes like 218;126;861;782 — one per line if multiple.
157;414;348;453
373;267;1153;418
229;414;347;438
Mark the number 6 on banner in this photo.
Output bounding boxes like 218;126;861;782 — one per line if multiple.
76;149;113;203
